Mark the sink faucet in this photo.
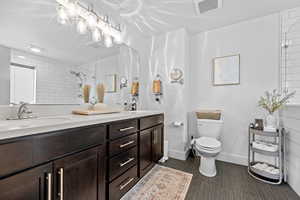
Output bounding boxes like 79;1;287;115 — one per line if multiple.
17;102;33;119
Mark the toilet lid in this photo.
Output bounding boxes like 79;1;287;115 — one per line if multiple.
195;137;221;149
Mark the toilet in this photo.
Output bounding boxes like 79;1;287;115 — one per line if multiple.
193;118;224;177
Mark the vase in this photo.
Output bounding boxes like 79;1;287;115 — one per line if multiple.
265;113;277;130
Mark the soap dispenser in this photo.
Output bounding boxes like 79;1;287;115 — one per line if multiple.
152;74;162;103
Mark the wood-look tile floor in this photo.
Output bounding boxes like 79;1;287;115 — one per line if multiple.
160;157;300;200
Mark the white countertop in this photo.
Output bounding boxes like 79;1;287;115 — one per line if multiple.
0;110;163;141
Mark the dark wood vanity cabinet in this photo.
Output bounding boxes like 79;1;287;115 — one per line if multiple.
53;147;102;200
0;114;164;200
0;163;52;200
139;117;164;178
152;124;164;163
139;129;153;177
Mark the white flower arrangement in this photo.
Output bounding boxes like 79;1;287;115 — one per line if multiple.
258;89;296;114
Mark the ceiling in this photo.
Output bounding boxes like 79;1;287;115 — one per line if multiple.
1;0;300;65
102;0;300;36
0;0;120;66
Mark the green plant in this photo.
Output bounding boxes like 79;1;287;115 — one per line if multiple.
258;89;296;114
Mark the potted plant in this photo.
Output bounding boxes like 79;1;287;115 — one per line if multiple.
258;89;295;131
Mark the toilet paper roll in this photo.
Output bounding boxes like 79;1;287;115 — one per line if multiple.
172;121;183;127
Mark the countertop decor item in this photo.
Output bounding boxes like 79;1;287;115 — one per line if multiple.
248;127;286;184
97;83;105;103
83;84;91;103
258;89;295;131
72;103;123;115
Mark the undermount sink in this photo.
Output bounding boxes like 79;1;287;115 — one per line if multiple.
0;116;73;131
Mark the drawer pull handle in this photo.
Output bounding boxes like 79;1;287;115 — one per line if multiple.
120;178;134;190
120;141;135;148
46;173;52;200
58;168;64;200
120;158;135;167
119;127;135;132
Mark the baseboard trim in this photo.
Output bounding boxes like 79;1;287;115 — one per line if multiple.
217;152;248;166
169;149;190;161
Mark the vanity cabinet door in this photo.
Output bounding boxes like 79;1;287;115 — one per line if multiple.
152;125;164;163
0;163;53;200
53;147;100;200
139;129;153;177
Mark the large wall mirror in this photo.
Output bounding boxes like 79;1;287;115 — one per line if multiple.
0;0;140;105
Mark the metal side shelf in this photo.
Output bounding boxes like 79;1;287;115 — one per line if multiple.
248;126;286;185
250;128;279;137
250;144;279;157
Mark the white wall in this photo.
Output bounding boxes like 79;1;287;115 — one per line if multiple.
281;106;300;196
189;14;280;165
140;28;190;160
0;46;10;104
280;7;300;196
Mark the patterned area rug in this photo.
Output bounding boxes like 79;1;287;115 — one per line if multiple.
122;165;193;200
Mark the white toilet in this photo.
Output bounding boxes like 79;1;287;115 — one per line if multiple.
193;118;224;177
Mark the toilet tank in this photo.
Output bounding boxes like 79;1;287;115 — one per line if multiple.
197;119;224;139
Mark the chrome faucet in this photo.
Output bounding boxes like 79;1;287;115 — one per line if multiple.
17;102;33;119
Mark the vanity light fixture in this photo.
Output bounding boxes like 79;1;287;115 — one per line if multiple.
77;18;88;34
92;28;102;42
104;34;113;48
29;45;42;53
17;55;26;59
55;0;123;46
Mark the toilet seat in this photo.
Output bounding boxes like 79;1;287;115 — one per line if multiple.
195;137;221;152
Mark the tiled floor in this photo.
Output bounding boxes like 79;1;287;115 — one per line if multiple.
161;157;300;200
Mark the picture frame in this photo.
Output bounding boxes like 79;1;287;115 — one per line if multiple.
104;74;117;93
213;54;240;86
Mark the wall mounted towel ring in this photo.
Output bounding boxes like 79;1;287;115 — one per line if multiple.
170;68;184;84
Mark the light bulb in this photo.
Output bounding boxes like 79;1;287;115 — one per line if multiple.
87;13;97;28
114;34;122;44
67;3;78;17
92;28;102;42
77;18;87;34
104;34;113;48
57;5;69;24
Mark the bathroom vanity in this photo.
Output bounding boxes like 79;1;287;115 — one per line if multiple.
0;111;164;200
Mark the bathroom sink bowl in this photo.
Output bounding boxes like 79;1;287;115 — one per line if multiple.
0;116;73;131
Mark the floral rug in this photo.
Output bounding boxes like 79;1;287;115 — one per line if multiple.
121;165;193;200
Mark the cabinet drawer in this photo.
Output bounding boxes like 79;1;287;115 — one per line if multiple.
109;147;137;181
109;165;138;200
140;115;164;130
34;125;106;164
109;134;137;157
0;139;34;177
109;119;138;140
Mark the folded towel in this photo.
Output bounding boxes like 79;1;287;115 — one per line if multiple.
252;163;279;175
252;141;278;152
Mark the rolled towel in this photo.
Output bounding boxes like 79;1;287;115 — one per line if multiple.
83;85;91;103
97;83;105;103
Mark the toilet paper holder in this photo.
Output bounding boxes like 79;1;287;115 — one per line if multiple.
171;121;184;127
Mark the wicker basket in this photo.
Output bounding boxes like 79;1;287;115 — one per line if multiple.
196;110;221;120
